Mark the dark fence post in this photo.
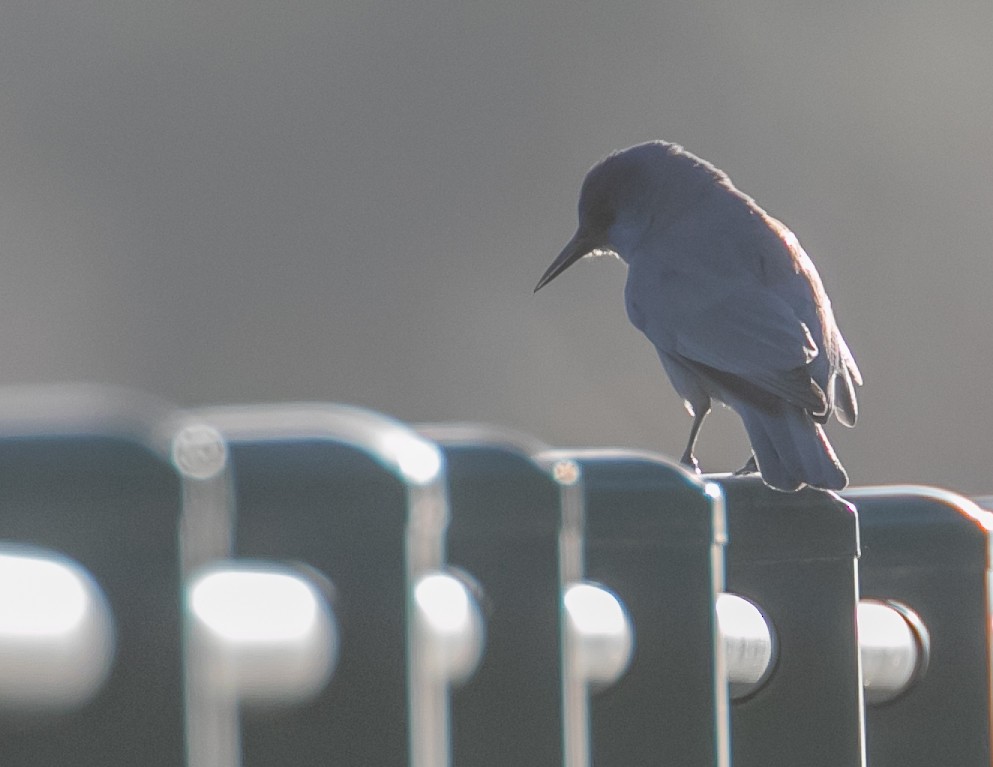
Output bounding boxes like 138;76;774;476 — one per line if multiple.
0;385;185;767
846;486;993;767
715;475;864;767
551;449;729;767
419;425;566;767
196;404;450;767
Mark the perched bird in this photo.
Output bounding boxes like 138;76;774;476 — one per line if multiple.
535;141;861;491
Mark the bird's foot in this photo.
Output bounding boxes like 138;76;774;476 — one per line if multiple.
733;455;759;476
680;452;702;475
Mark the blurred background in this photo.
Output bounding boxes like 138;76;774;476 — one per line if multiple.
0;0;989;493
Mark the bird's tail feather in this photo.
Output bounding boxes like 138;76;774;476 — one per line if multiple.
737;403;848;491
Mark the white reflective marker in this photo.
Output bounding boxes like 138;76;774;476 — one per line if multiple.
717;593;775;699
413;571;485;684
858;599;927;704
188;564;337;704
0;548;115;709
564;581;634;687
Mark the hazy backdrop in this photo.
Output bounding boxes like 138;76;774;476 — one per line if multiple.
1;0;990;492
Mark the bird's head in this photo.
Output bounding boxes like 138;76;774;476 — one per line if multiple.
534;141;724;292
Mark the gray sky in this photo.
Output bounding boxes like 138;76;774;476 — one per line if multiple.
0;0;990;493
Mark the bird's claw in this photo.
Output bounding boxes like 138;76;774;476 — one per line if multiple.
734;456;759;476
680;454;702;475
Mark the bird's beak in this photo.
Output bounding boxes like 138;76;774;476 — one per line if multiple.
534;230;600;293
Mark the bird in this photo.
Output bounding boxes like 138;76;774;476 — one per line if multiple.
534;141;861;491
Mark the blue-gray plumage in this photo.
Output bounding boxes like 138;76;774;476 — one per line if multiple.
535;141;862;491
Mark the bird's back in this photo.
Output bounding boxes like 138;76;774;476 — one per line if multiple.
623;177;859;427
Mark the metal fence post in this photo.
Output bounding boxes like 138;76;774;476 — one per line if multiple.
716;475;864;767
847;486;993;766
0;385;185;766
196;404;450;767
548;449;729;767
419;425;565;767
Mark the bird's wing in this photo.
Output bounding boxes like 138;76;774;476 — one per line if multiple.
668;287;829;414
625;190;853;418
757;214;862;423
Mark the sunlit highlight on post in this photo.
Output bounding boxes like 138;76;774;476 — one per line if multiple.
564;581;634;687
413;571;484;683
188;564;337;704
0;549;115;709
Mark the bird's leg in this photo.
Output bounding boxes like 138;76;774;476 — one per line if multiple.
734;455;759;476
680;405;709;474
